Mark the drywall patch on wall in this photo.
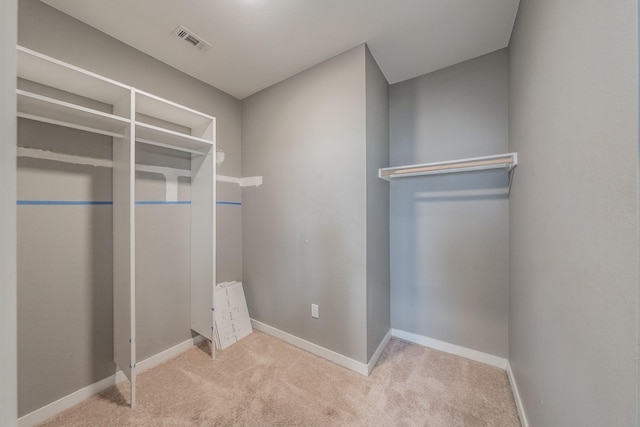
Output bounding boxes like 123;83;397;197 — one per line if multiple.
137;166;183;202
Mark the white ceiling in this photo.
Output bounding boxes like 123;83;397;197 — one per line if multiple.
41;0;520;100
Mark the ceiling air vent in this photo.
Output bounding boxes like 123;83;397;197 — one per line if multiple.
172;25;211;52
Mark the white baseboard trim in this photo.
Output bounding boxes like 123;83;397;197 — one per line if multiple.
391;329;507;370
136;335;205;375
18;335;206;427
250;319;370;376
18;373;120;427
367;329;392;375
506;361;529;427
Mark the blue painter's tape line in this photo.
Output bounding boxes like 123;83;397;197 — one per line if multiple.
17;200;112;206
135;201;191;205
18;200;242;206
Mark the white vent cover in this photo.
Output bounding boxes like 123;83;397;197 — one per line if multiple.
172;25;211;51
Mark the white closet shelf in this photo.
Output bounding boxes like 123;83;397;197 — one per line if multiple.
379;153;518;181
135;122;213;153
135;90;214;130
17;89;130;137
17;46;131;105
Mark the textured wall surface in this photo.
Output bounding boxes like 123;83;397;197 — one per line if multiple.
242;45;370;362
508;0;638;425
389;50;510;358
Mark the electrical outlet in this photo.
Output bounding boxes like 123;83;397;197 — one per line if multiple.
311;304;319;319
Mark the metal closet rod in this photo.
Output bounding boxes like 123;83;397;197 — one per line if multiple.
379;153;517;179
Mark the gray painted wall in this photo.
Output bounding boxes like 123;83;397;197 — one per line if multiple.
242;45;369;362
135;152;191;362
389;50;510;358
508;1;638;426
242;44;390;364
17;122;115;416
365;47;390;360
1;0;17;424
17;0;242;416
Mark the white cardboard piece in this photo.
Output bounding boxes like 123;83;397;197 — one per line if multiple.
214;281;252;350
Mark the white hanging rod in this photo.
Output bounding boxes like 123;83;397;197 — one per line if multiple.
379;152;518;181
17;112;126;139
135;137;211;156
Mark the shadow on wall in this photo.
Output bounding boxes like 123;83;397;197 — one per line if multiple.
413;171;510;202
391;169;510;352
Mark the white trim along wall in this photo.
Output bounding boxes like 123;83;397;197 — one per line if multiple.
17;336;205;427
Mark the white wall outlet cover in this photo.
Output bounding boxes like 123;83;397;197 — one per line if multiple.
311;304;319;318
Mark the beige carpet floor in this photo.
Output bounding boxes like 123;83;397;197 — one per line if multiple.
38;331;520;426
